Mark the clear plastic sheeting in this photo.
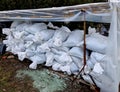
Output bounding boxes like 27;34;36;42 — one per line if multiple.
0;2;111;23
104;2;120;92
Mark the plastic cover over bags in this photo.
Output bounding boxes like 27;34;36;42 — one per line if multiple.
0;2;111;23
103;2;120;92
83;2;120;92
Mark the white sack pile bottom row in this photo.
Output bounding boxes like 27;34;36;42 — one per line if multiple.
3;21;113;92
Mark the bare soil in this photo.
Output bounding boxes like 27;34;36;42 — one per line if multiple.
0;52;96;92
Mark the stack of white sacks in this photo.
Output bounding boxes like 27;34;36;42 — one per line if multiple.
3;21;112;91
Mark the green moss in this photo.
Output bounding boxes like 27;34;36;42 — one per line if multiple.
16;69;67;92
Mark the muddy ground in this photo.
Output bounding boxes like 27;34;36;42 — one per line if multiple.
0;52;97;92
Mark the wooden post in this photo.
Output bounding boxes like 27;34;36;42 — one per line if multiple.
78;9;86;72
83;9;86;69
72;9;87;82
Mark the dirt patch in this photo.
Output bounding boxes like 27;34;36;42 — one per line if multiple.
0;52;94;92
0;53;39;92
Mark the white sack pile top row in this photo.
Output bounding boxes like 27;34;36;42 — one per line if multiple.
3;21;112;92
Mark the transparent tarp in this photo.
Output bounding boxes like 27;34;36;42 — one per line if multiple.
0;2;111;23
104;1;120;92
